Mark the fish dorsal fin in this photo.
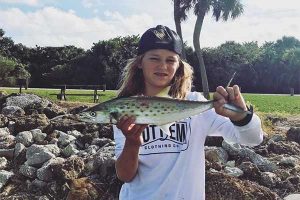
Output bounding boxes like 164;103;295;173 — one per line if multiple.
156;86;171;98
158;123;173;136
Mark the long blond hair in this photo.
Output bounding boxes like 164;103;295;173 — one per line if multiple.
117;55;194;99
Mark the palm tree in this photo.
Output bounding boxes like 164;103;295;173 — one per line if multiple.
173;0;193;60
192;0;244;99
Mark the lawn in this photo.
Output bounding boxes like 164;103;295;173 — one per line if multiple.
0;87;117;103
1;87;299;115
243;94;300;115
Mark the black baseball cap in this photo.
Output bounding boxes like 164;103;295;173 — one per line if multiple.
137;25;183;56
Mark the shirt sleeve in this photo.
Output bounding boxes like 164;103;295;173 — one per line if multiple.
113;125;126;158
205;109;263;146
187;91;263;147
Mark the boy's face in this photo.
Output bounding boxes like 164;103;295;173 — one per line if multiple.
140;49;180;95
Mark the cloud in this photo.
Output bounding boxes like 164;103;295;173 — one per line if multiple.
81;0;104;9
180;0;300;48
0;7;154;49
0;0;39;6
0;1;299;49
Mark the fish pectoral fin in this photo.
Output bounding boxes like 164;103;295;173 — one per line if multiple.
158;123;174;136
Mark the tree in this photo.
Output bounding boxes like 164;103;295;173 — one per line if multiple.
173;0;192;60
191;0;244;98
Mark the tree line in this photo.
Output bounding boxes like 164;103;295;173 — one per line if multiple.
0;28;299;94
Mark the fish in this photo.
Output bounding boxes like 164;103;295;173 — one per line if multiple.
76;95;251;136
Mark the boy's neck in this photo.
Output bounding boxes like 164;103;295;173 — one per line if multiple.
144;86;170;97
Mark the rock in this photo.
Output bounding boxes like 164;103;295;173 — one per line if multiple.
205;147;228;164
0;157;8;170
5;93;50;110
287;127;300;144
268;134;286;144
31;129;47;143
274;168;291;181
260;172;281;187
0;91;8;98
31;179;47;190
19;164;37;179
0;127;15;149
56;130;76;148
1;106;25;117
37;157;65;182
84;146;115;179
224;167;244;177
268;141;300;155
0;114;8;127
7;121;15;134
0;149;14;159
66;177;100;200
13;143;26;164
26;144;56;167
206;171;280;200
13;114;50;134
44;144;61;156
223;141;278;172
284;194;300;200
67;130;82;138
15;131;33;147
225;160;236;167
91;138;112;147
0;127;10;137
239;161;262;182
50;156;85;181
45;117;87;134
42;103;66;119
286;176;300;185
85;145;99;155
205;136;224;147
279;156;299;167
0;134;15;149
62;144;79;157
76;134;94;149
0;170;14;190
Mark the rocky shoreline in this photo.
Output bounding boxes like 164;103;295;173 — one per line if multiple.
0;92;299;200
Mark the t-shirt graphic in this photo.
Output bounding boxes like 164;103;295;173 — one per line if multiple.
139;118;191;155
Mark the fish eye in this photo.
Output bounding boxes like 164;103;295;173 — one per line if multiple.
90;111;96;117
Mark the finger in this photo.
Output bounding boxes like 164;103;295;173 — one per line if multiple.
116;115;128;129
130;124;147;136
122;116;136;131
216;86;228;98
233;85;241;99
213;92;227;105
226;87;235;101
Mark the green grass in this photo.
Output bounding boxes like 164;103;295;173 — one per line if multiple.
1;88;299;115
0;88;117;103
243;94;300;115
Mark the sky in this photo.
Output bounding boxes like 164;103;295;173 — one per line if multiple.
0;0;299;50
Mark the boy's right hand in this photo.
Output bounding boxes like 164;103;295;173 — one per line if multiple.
116;116;148;146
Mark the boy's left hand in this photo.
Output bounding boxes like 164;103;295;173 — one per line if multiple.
213;85;248;121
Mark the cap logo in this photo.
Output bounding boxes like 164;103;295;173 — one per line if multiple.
153;30;168;41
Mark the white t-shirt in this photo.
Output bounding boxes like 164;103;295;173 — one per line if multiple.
113;92;263;200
